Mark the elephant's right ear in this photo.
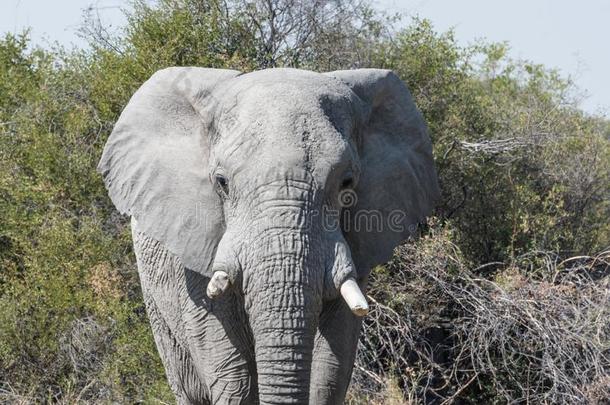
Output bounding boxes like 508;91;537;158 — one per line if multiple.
325;69;440;272
98;67;241;274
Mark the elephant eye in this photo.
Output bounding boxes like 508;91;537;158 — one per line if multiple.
341;177;354;190
214;174;229;197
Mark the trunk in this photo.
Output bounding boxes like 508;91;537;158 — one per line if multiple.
244;230;323;405
251;286;317;404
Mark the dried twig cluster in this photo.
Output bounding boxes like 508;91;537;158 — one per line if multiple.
351;231;610;404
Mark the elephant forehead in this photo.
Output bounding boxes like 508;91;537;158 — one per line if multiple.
218;69;356;126
236;68;349;94
213;70;357;175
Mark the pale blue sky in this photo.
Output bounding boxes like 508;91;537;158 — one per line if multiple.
1;0;608;116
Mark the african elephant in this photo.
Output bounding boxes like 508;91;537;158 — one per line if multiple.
98;67;439;404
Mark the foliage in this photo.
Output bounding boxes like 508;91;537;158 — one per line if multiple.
0;0;608;403
0;28;172;402
373;19;609;263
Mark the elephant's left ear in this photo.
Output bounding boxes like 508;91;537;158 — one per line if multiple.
324;69;440;271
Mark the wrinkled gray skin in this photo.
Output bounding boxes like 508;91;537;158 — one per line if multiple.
98;68;439;404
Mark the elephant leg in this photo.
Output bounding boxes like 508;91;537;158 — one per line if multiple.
144;293;210;404
180;269;257;405
134;227;210;403
133;222;256;405
309;298;363;405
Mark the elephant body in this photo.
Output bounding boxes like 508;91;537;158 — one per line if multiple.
132;224;253;404
99;68;439;404
133;221;360;404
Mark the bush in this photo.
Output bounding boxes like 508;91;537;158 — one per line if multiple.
351;222;609;403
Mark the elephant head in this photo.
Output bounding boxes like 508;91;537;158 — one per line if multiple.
98;67;439;403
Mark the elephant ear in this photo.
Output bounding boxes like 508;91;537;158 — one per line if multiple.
98;67;241;274
325;69;440;271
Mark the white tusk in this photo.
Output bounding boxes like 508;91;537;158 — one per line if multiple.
206;271;231;299
340;278;369;317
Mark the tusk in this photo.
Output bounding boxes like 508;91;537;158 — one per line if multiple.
340;278;369;317
206;271;231;299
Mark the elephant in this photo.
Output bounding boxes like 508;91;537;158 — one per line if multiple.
97;67;439;404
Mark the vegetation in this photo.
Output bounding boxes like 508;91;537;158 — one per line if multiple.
0;0;608;403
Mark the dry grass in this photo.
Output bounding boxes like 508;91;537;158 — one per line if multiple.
88;262;123;301
350;226;610;404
